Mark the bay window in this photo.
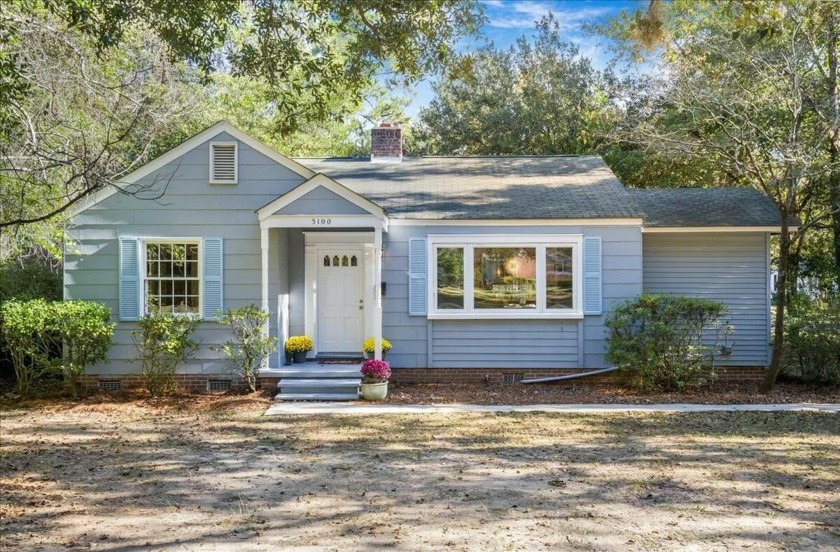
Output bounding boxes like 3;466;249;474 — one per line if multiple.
429;235;582;319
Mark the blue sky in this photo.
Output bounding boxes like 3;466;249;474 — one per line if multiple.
404;0;646;117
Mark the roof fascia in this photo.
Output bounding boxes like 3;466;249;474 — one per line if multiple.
69;121;315;217
256;173;385;220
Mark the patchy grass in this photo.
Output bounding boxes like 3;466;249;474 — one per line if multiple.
1;396;838;551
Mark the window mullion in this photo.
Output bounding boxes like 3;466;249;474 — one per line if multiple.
536;244;547;313
465;246;474;313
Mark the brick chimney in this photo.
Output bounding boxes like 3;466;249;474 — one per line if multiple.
370;122;402;163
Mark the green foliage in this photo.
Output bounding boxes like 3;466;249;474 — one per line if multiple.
0;299;114;396
415;14;612;155
605;294;728;391
133;312;200;396
599;0;840;391
0;299;57;396
54;301;114;397
3;0;482;137
0;261;62;302
784;297;840;385
213;305;276;392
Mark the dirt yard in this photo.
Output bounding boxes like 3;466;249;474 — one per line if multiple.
1;395;838;551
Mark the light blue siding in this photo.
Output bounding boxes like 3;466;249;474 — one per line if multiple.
432;320;579;368
642;232;770;367
65;131;306;375
273;186;369;216
582;226;644;368
380;224;644;370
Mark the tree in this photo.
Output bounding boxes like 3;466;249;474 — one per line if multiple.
415;14;612;155
602;0;840;392
0;14;205;232
1;0;483;230
204;73;411;157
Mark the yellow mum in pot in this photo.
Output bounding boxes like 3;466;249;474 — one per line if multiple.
362;337;391;353
285;336;313;353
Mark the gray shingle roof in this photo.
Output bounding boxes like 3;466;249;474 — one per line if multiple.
629;188;782;227
296;156;644;220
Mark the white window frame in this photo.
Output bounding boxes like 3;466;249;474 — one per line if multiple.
140;237;204;316
209;141;238;184
427;234;583;320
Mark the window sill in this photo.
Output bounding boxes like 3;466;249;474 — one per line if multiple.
209;180;238;185
427;311;583;321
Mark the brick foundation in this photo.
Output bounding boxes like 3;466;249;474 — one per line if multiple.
79;374;281;394
390;366;767;385
80;366;766;393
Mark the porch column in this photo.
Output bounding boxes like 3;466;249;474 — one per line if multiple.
260;227;270;348
374;226;383;361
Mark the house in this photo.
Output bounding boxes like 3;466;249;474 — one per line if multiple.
65;121;783;392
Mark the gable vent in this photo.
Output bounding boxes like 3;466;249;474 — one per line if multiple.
207;379;232;392
210;143;237;183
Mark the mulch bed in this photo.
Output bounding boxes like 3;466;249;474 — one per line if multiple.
383;381;840;405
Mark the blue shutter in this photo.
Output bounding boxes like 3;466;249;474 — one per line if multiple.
583;237;602;315
408;238;427;316
119;237;140;321
203;238;223;320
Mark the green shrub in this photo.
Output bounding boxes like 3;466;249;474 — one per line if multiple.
605;294;729;391
784;296;840;385
55;301;114;397
0;299;114;396
0;299;57;395
133;312;200;396
0;261;62;302
0;261;62;385
213;305;276;392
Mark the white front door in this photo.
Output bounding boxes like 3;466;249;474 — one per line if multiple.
317;249;364;353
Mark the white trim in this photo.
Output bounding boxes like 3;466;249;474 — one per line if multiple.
428;233;582;244
364;243;376;342
374;227;383;361
257;173;385;221
209;141;238;184
260;214;388;230
426;234;583;320
260;228;269;353
69;120;315;216
642;226;787;233
304;245;317;357
390;218;643;227
303;232;376;244
138;237;203;316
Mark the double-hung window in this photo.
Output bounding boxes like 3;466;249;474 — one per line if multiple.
429;235;583;319
143;240;201;314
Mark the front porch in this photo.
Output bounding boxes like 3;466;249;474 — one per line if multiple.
256;173;389;369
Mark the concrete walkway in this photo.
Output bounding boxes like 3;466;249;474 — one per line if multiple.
264;402;840;416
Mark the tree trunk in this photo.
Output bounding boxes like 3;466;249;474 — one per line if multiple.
786;246;800;303
761;219;791;393
827;13;840;287
829;144;840;286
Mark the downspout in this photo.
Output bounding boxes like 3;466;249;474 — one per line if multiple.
521;367;618;384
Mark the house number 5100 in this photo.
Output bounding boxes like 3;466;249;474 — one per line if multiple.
311;218;332;225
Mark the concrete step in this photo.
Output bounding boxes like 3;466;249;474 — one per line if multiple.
276;392;359;401
280;378;360;387
274;367;361;379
